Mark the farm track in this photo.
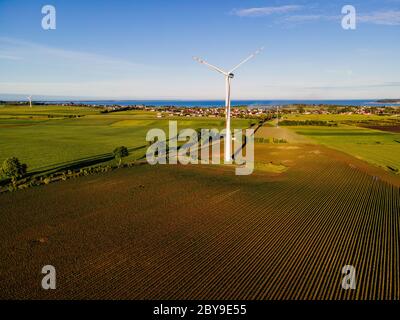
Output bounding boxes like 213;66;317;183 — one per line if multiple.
0;147;399;300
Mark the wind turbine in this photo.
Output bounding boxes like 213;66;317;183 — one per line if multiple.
193;47;263;162
27;96;32;108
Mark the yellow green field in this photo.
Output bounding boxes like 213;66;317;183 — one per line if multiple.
0;105;255;176
291;125;400;173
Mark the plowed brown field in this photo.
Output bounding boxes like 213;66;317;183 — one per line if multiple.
0;142;399;300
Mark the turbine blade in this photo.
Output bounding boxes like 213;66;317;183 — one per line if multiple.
193;56;228;76
229;47;264;73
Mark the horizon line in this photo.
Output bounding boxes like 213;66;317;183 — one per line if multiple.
1;98;397;102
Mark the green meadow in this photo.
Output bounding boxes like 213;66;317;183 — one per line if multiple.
1;105;399;178
283;113;395;122
293;125;400;172
0;105;255;175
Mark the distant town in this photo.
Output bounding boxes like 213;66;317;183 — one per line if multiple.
1;101;400;119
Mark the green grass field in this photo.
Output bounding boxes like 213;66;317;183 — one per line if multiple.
292;125;400;172
256;113;399;174
283;113;399;122
0;105;255;175
1;105;400;179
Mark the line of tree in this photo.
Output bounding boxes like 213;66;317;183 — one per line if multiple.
278;120;338;126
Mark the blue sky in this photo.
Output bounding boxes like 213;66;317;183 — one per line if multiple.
0;0;399;100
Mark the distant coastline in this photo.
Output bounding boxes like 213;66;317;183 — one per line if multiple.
2;99;400;108
375;99;400;104
2;99;399;108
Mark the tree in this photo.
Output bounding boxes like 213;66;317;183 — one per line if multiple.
297;106;305;114
113;146;129;167
328;106;338;114
1;157;27;185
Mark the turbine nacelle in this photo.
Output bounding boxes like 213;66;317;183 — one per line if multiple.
228;73;234;79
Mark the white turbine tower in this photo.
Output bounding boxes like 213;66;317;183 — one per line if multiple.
27;95;32;108
193;47;263;162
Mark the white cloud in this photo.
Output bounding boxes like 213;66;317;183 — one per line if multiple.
0;37;147;69
243;8;400;27
302;82;400;90
283;14;324;22
0;54;22;60
359;10;400;26
282;10;400;26
231;5;302;17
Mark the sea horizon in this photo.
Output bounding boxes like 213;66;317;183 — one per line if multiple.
12;99;400;107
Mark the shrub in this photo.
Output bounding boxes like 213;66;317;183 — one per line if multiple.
113;146;129;167
1;157;27;185
29;180;38;187
254;137;270;144
273;138;287;144
18;183;30;190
